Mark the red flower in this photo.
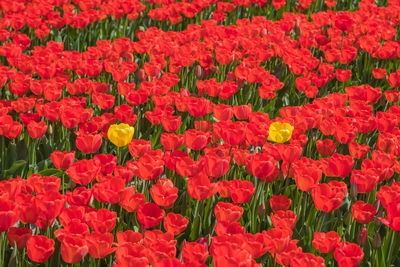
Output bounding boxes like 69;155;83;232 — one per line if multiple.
87;232;116;258
202;151;230;178
271;210;297;229
144;61;161;77
246;153;277;183
129;139;152;158
270;195;291;212
116;230;142;245
0;197;17;232
214;202;244;223
291;252;325;267
372;68;386;79
27;120;47;138
228;179;255;204
213;104;233;121
119;187;145;212
233;104;252;120
161;115;181;132
115;243;149;267
26;235;55;263
150;178;178;209
182;241;209;264
137;203;165;229
160;133;184;151
92;176;125;204
75;133;102;154
66;187;93;206
7;227;32;249
175;156;203;178
312;231;341;253
187;173;218;201
164;212;189;236
61;235;88;264
85;209;117;233
263;227;292;254
379;202;400;231
93;154;117;176
311;182;346;213
294;166;322;192
34;192;66;229
336;69;352;82
275;239;302;266
352;201;376;224
66;159;99;186
348;142;369;159
115;104;137;125
51;150;75;170
321;153;354;178
219;121;247;146
334;242;364;267
137;151;165;181
350;169;379;194
184;129;211;150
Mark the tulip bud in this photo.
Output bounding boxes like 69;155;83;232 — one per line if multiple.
48;124;53;135
350;181;358;199
357;228;368;246
258;202;266;217
195;65;204;79
138;69;146;81
373;231;381;248
226;71;235;81
196;235;209;250
107;84;113;94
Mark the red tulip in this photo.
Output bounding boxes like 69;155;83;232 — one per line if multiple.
87;232;116;258
137;203;165;229
0;196;18;232
270;195;291;213
228;179;255;204
85;208;117;233
214;202;244;223
312;231;341;253
187;173;218;201
26;235;55;263
291;252;325;267
182;241;209;264
119;187;145;213
27;120;47;138
51;150;75;170
150;178;178;209
334;242;364;267
61;235;88;264
352;201;376;224
75;133;102;154
7;227;32;249
164;212;189;236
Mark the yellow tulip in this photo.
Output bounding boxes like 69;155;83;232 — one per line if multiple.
107;123;135;147
267;122;294;143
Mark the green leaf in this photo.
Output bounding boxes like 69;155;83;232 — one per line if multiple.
38;168;63;177
3;160;26;177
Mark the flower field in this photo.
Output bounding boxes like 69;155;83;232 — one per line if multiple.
1;0;400;266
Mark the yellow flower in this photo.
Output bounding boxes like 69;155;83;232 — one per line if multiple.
267;122;294;143
107;123;135;147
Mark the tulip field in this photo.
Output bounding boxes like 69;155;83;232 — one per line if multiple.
1;0;400;266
